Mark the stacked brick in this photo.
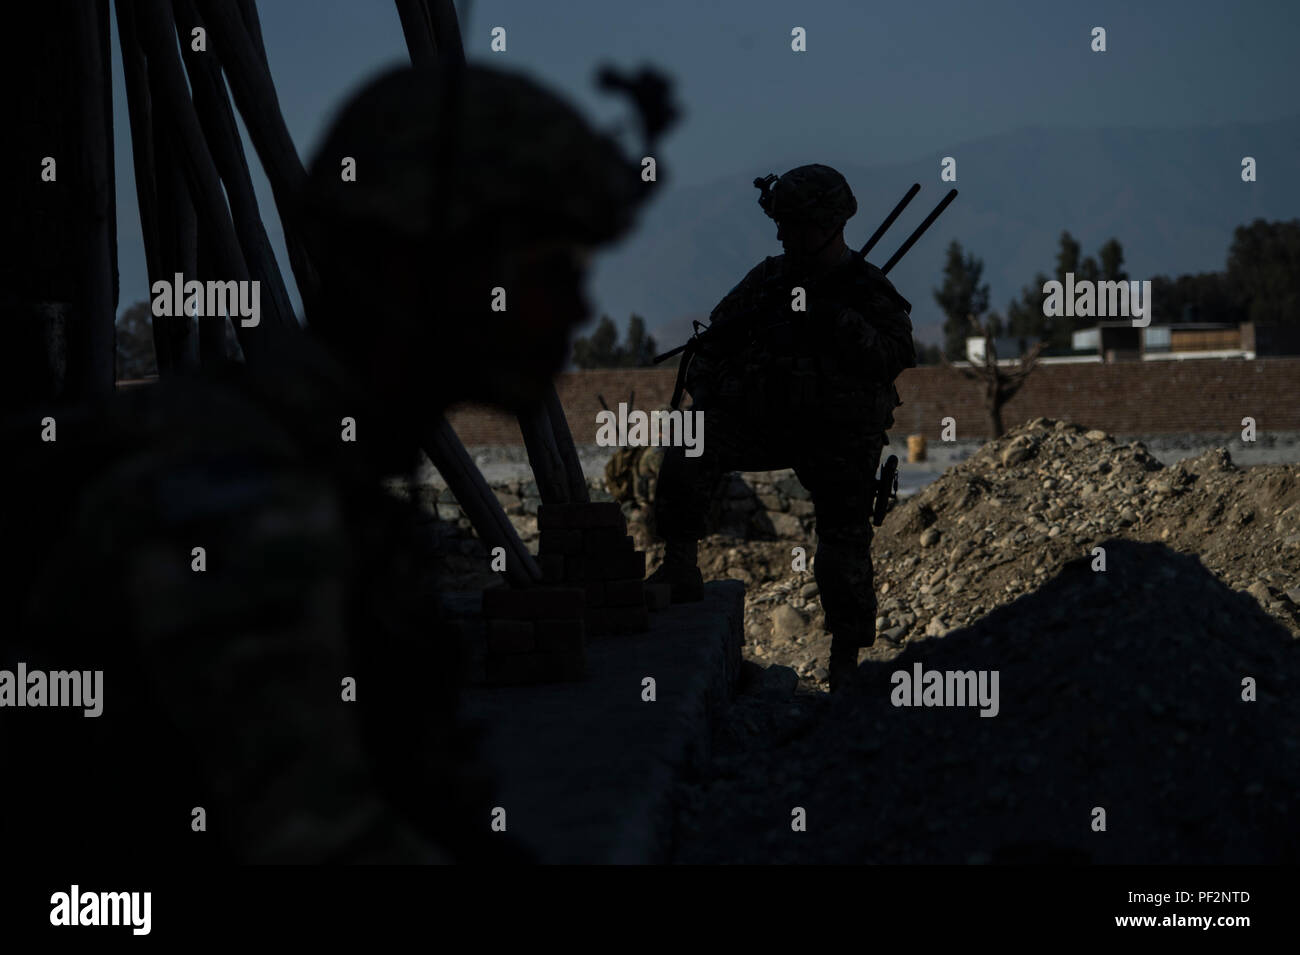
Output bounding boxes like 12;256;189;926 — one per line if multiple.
536;502;651;636
481;585;586;686
479;501;677;686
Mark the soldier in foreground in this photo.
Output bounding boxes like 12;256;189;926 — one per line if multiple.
0;64;659;862
649;165;916;691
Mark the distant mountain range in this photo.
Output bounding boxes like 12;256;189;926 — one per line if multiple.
586;115;1300;349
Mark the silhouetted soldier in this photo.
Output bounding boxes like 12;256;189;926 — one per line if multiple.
649;165;915;691
1;64;658;862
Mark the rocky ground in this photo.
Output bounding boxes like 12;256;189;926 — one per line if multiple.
672;538;1299;863
638;418;1300;695
426;420;1300;862
653;418;1300;863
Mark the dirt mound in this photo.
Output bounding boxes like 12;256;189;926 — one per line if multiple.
673;540;1300;863
871;417;1300;644
685;417;1300;688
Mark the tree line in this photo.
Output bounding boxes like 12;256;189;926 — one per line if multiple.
115;219;1300;375
931;218;1300;360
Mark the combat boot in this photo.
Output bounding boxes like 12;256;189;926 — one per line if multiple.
646;538;704;603
828;639;863;693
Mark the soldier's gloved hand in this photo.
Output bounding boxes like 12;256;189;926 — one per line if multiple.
829;305;882;361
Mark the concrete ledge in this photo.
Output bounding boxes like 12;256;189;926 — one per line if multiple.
459;580;745;863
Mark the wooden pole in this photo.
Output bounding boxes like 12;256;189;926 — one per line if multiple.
428;0;465;65
154;126;200;369
175;0;297;334
395;0;438;64
545;383;590;503
134;0;268;361
195;232;227;363
518;404;571;506
235;0;267;61
115;0;180;376
70;0;118;397
425;418;543;587
196;0;320;316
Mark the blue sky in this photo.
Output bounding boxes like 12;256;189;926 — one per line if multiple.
110;0;1300;334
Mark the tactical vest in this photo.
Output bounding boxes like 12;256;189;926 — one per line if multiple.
696;254;907;432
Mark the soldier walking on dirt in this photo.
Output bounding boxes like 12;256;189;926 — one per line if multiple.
648;165;915;691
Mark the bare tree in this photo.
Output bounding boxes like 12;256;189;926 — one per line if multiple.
942;314;1045;439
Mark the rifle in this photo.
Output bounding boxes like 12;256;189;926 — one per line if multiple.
656;184;958;409
872;454;899;526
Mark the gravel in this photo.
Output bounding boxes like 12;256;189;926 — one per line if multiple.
662;418;1300;863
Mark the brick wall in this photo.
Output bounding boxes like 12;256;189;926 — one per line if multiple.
446;368;679;446
444;358;1300;445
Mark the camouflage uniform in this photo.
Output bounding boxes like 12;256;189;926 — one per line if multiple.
653;165;915;674
0;343;499;863
0;64;659;863
605;445;664;506
604;418;666;536
635;445;665;510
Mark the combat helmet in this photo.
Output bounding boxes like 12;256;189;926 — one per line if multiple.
298;63;675;362
754;163;857;229
301;64;659;249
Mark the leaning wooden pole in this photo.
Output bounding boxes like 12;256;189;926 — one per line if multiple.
175;0;297;334
425;419;542;588
386;0;542;585
134;0;269;360
195;233;226;363
234;0;267;61
428;0;465;65
196;0;320;317
154;127;199;368
7;3;95;404
115;0;182;376
395;0;438;63
72;0;117;397
518;404;571;506
544;384;590;502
